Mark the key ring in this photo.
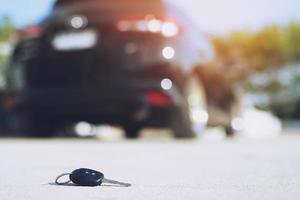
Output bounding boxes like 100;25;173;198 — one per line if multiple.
55;173;72;185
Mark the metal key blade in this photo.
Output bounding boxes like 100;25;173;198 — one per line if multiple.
102;178;131;187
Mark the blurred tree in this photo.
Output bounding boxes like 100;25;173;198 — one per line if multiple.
251;26;287;70
287;22;300;62
206;22;300;119
0;16;15;88
0;16;15;42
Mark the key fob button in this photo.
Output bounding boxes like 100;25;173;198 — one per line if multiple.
70;168;104;186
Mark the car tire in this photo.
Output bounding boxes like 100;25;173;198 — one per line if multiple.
123;123;142;139
169;75;206;138
170;108;196;138
224;125;235;137
185;75;207;134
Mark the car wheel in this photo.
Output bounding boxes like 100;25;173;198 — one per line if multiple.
224;125;235;137
179;75;207;137
170;107;196;138
123;123;142;139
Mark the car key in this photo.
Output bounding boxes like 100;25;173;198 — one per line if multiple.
55;168;131;187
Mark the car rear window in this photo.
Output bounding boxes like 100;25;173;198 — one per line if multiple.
54;0;163;7
53;0;167;17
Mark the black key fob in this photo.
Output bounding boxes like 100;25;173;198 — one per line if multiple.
70;168;104;187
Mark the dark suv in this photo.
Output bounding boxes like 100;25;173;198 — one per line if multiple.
3;0;213;138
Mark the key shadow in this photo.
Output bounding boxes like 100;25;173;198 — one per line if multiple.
48;182;79;187
101;184;130;187
48;182;130;187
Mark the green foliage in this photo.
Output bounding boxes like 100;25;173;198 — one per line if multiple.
0;55;7;88
0;16;14;88
212;22;300;73
212;25;291;72
0;16;15;42
209;22;300;119
286;22;300;62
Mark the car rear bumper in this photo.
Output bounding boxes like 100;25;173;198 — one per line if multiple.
12;80;181;119
16;89;141;113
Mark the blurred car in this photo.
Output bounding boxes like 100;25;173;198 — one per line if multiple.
205;88;242;137
2;0;214;138
196;66;242;137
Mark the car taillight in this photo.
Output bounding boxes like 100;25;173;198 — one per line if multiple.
2;95;16;109
116;15;180;37
145;90;173;106
18;25;44;40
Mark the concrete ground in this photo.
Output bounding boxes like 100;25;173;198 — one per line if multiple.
0;130;300;200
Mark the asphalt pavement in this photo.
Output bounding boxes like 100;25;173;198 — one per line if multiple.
0;130;300;200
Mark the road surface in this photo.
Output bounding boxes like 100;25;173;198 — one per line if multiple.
0;130;300;200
